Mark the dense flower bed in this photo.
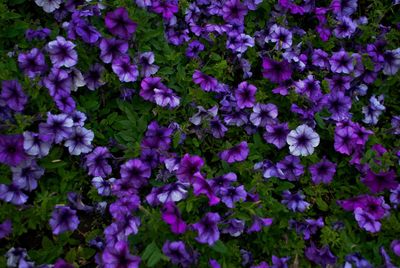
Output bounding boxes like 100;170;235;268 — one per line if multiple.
0;0;400;267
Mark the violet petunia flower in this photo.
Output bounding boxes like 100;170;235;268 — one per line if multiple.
262;58;292;83
383;48;400;75
354;207;381;233
35;0;61;13
221;218;245;237
102;241;141;268
151;0;179;20
85;147;112;178
176;154;204;182
137;52;159;77
120;159;151;189
92;177;115;196
84;63;105;90
49;205;79;235
266;24;293;49
391;240;400;256
141;121;173;150
305;243;337;267
99;38;128;64
235;81;257;109
0;219;12;239
154;87;180;108
250;103;278;127
219;141;249;163
105;7;137;40
325;91;352;121
47;36;78;68
1;80;28;112
220;185;247;208
25;28;51;41
162;240;194;267
11;158;44;192
222;0;248;24
186;40;204;59
276;155;304;181
64;127;94;155
112;55;139;83
162;202;187;234
192;172;220;206
192;212;221;245
329;50;354;74
192;70;219;92
361;169;398;193
43;67;71;97
281;190;310;212
0;134;26;166
293;75;321;98
247;216;273;233
309;157;336;184
333;16;357;39
140;77;165;102
18;48;47;78
264;122;290;149
0;183;28;205
39;113;73;144
286;124;320;156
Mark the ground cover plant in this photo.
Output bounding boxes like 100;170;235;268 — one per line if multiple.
0;0;400;267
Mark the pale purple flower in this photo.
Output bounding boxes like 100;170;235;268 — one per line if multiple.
35;0;61;13
99;38;128;64
286;124;320;156
281;190;310;212
329;50;354;74
112;55;139;82
47;36;78;68
354;207;381;233
64;127;94;155
219;141;249;163
11;158;44;192
137;52;159;77
250;103;278;127
192;212;221;245
220;185;247;208
92;177;115;196
0;183;28;205
264;122;289;149
221;218;245;237
266;24;293;49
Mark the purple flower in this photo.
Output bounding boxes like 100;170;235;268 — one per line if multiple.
1;80;28;112
39;113;73;144
287;124;320;156
141;121;173;150
247;216;273;233
361;169;398;193
140;77;165;102
162;241;194;267
0;183;28;205
176;154;204;182
137;52;159;77
264;122;289;149
64;127;94;155
18;48;47;78
192;70;219;92
220;185;247;208
151;0;179;20
222;0;248;24
105;7;137;39
235;82;257;109
154;87;180;108
186;40;205;59
47;36;78;68
281;190;310;212
146;182;188;205
162;202;187;234
276;155;304;181
54;91;76;114
219;141;249;163
329;50;354;74
49;205;79;235
0;134;26;166
330;0;358;16
391;240;400;257
43;67;71;97
102;241;141;268
99;38;128;64
383;48;400;75
84;63;105;90
92;177;115;196
262;58;292;83
112;55;139;82
312;49;329;69
25;28;51;41
120;159;151;189
85;147;112;178
362;95;385;125
266;24;293;49
227;33;254;54
192;212;221;245
250;103;278;127
293;75;321;98
35;0;61;13
23;131;52;158
354;207;381;233
221;218;245;237
344;253;373;268
192;172;220;206
209;117;228;138
333;16;357;39
11;159;44;192
309;157;336;184
0;219;12;239
305;243;337;267
325;91;352;121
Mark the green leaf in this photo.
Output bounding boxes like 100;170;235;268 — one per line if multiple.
316;197;329;211
141;241;163;267
211;240;228;254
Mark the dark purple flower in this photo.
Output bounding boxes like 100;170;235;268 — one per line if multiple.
162;202;187;234
43;67;72;97
11;158;44;192
264;122;289;149
54;91;76;114
0;219;12;239
64;127;94;155
192;172;220;206
361;169;398;193
99;38;128;64
219;141;249;163
120;159;151;189
141;121;173;150
137;52;159;77
192;70;219;92
151;0;179;20
192;212;221;245
262;58;292;83
49;205;79;235
329;50;354;74
176;154;204;182
1;80;28;112
334;124;356;155
235;81;257;109
112;55;139;83
209;117;228;138
222;0;248;24
330;0;357;16
326;75;352;92
139;77;165;102
312;49;329;69
305;243;337;267
309;157;336;184
162;240;194;267
271;255;290;268
281;190;310;212
85;147;112;178
25;28;51;41
221;218;245;237
47;36;78;68
276;155;304;181
293;75;321;98
0;134;26;166
39;113;73;144
105;7;137;39
18;48;47;78
102;241;141;268
186;40;205;59
84;63;105;90
333;16;357;39
266;24;293;49
325;91;352;121
250;103;278;127
220;185;247;208
54;259;74;268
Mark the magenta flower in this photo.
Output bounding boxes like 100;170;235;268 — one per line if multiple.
105;7;137;39
192;172;220;206
176;154;204;182
161;202;187;234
